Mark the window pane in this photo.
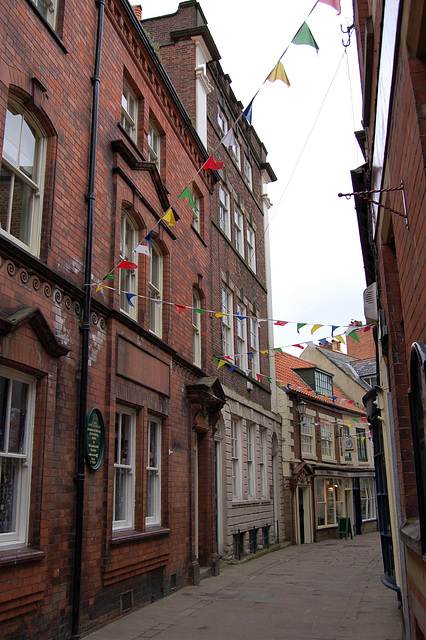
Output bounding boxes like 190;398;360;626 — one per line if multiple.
10;175;33;245
0;458;19;533
20;120;36;179
114;467;128;522
3;110;21;166
0;377;9;452
9;381;28;454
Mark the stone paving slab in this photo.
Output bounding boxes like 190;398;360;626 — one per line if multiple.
84;532;404;640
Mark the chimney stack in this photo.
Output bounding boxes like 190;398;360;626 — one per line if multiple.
133;5;142;20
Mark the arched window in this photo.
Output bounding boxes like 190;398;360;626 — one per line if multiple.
149;242;162;337
0;100;47;256
119;211;138;319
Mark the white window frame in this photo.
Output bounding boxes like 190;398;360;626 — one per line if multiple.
192;289;201;368
259;428;267;497
217;108;228;136
234;207;244;257
316;477;343;528
149;243;162;337
340;425;352;461
0;367;35;549
231;419;241;499
247;424;255;498
221;288;234;360
30;0;57;29
219;185;231;237
113;407;136;531
356;428;368;462
121;80;138;143
301;422;313;455
230;138;241;169
1;100;46;257
192;192;201;234
360;478;376;521
119;211;138;319
320;423;333;459
243;154;253;190
146;417;162;526
148;123;161;171
250;318;260;377
236;303;248;372
315;370;333;397
247;227;256;273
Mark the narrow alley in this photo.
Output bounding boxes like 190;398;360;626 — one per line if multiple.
84;532;404;640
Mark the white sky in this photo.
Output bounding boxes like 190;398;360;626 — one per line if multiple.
132;0;366;353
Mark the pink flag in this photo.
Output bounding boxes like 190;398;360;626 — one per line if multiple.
319;0;341;14
202;155;224;171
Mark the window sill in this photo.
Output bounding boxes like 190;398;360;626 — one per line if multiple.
0;546;45;567
111;526;171;545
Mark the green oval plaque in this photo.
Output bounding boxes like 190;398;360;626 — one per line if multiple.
86;408;105;471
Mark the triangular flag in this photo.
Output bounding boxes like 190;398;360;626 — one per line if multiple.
228;365;238;372
175;304;186;314
293;344;304;349
215;312;227;318
236;315;248;321
267;377;272;383
179;187;198;213
274;348;283;354
96;285;106;292
364;325;372;332
193;308;206;314
162;208;176;227
202;155;224;171
217;359;227;370
319;338;329;345
213;356;218;366
261;350;269;355
331;325;339;336
116;260;138;269
243;99;253;125
292;22;319;51
274;320;288;326
134;244;150;256
256;373;262;382
248;352;254;359
145;231;153;247
347;330;360;342
103;273;117;281
267;61;290;86
244;369;251;376
318;0;341;14
297;323;307;333
125;293;136;307
311;324;323;334
335;334;345;344
221;128;236;148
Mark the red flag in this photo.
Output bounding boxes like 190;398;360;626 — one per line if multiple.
116;260;138;269
274;321;288;326
175;305;186;314
202;155;224;171
256;373;262;382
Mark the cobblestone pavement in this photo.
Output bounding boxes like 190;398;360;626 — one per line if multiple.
84;531;404;640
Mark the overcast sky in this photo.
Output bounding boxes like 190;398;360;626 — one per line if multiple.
132;0;366;353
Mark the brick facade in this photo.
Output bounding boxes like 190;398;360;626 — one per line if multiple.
353;0;426;635
0;1;229;638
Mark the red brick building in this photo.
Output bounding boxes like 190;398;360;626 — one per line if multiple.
142;1;283;561
352;0;426;636
0;0;229;637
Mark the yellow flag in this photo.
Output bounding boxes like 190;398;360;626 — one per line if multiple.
335;334;346;344
267;61;290;86
311;324;323;334
261;350;269;355
162;208;176;227
217;359;227;369
215;312;227;318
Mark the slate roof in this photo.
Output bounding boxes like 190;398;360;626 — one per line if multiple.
275;351;366;416
302;345;374;391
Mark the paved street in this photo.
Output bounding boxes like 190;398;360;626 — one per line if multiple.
84;532;404;640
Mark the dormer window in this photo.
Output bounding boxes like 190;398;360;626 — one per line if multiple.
314;370;333;396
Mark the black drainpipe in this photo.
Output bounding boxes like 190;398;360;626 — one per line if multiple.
72;1;105;637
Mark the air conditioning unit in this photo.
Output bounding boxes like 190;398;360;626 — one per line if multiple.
363;282;378;324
